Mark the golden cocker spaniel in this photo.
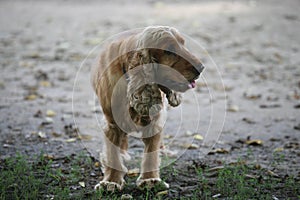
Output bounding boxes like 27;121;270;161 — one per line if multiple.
92;26;204;191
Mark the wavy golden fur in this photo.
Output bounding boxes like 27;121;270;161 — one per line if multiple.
92;26;204;191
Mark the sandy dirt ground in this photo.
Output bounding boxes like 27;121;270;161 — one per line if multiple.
0;0;300;198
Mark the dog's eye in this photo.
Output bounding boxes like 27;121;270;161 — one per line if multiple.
164;50;176;56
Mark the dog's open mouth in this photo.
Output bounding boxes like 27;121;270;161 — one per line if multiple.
187;74;200;89
188;80;196;89
160;77;198;93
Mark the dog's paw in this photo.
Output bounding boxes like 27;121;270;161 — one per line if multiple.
167;92;182;107
94;180;125;192
136;178;169;190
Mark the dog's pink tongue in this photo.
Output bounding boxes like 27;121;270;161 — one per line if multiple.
188;80;196;89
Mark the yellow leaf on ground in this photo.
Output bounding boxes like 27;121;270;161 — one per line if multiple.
246;139;263;146
274;147;284;152
164;134;173;139
79;182;85;188
40;81;51;87
194;134;203;140
209;148;229;154
65;138;77;143
25;94;37;101
46;110;56;117
182;143;199;149
94;162;100;168
43;154;54;160
156;190;168;196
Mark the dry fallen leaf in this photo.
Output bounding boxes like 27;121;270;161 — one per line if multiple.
227;105;239;112
127;168;140;177
243;92;261;100
267;170;279;178
40;81;51;87
25;94;37;101
273;147;284;152
242;117;256;124
182;143;199;149
246;139;263;146
209;148;229;154
254;164;261;170
52;132;62;137
185;130;193;136
65;138;77;143
46;110;56;117
156;190;168;196
164;134;173;139
38;131;47;139
43;154;54;160
194;134;204;140
79;182;85;188
94;162;100;168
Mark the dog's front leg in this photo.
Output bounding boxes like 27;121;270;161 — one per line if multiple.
95;124;127;192
137;132;169;190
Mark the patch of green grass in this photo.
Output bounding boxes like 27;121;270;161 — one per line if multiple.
0;152;101;200
1;152;299;199
0;152;168;200
195;161;300;200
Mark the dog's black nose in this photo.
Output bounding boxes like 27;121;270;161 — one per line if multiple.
195;63;204;74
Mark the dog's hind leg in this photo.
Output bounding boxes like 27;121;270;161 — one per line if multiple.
95;123;127;192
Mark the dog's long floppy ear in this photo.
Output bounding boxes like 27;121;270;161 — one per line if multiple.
128;27;163;91
127;48;157;98
128;35;157;82
127;27;167;116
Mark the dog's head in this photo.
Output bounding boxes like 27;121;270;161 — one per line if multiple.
134;26;204;92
